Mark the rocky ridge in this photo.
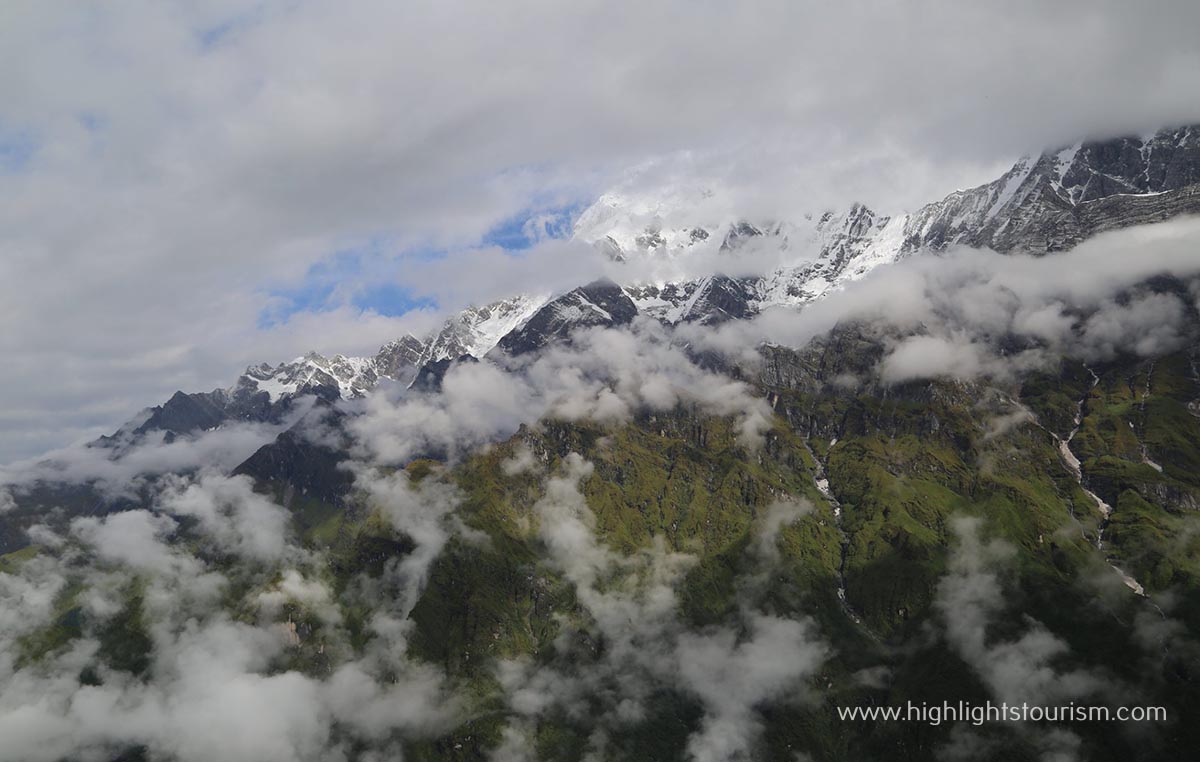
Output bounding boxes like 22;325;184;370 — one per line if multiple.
117;124;1200;441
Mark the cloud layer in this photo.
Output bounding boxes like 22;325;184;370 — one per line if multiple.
693;216;1200;381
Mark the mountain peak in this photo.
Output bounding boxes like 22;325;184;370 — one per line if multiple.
493;279;638;356
234;351;379;403
103;123;1200;443
902;124;1200;254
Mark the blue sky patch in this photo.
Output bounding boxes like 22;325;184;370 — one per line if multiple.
78;112;106;134
0;125;36;173
481;201;586;250
258;200;589;328
352;282;437;317
257;244;440;328
197;5;267;50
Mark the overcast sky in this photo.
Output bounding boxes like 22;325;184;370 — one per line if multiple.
3;0;1200;463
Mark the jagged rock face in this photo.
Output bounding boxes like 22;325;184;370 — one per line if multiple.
132;390;230;437
681;274;753;324
620;281;692;321
624;275;758;324
754;205;907;306
114;296;550;439
100;353;371;443
120;383;282;442
903;125;1200;254
233;426;354;506
418;295;548;365
494;279;639;356
372;298;550;386
410;355;478;392
758;324;891;399
1063;127;1200;199
674;275;758;324
374;334;426;381
719;221;763;252
237;352;379;403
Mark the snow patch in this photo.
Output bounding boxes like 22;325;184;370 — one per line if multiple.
984;156;1036;222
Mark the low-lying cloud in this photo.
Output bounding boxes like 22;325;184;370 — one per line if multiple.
349;319;774;467
495;455;829;761
0;449;464;761
693;216;1200;382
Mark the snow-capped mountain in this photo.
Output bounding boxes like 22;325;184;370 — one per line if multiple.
235;352;380;403
105;297;552;442
622;275;757;325
414;295;549;364
576;124;1200;322
571;185;729;261
573;190;913;317
493;279;638;356
227;296;547;404
572;196;913;321
375;295;548;378
113;124;1200;442
901;125;1200;253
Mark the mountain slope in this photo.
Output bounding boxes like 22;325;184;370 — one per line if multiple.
11;315;1199;761
903;125;1200;253
6;124;1200;762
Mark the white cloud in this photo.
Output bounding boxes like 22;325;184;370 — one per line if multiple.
322;660;459;742
71;510;190;577
500;444;540;476
880;334;987;384
756;498;813;562
0;415;303;497
158;473;294;563
0;469;461;762
676;614;828;762
496;455;828;760
694;216;1200;383
254;569;341;626
349;321;774;467
935;517;1107;707
350;465;466;621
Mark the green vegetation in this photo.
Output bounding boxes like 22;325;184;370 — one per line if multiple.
0;544;39;573
10;334;1200;761
96;586;154;675
16;580;84;665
